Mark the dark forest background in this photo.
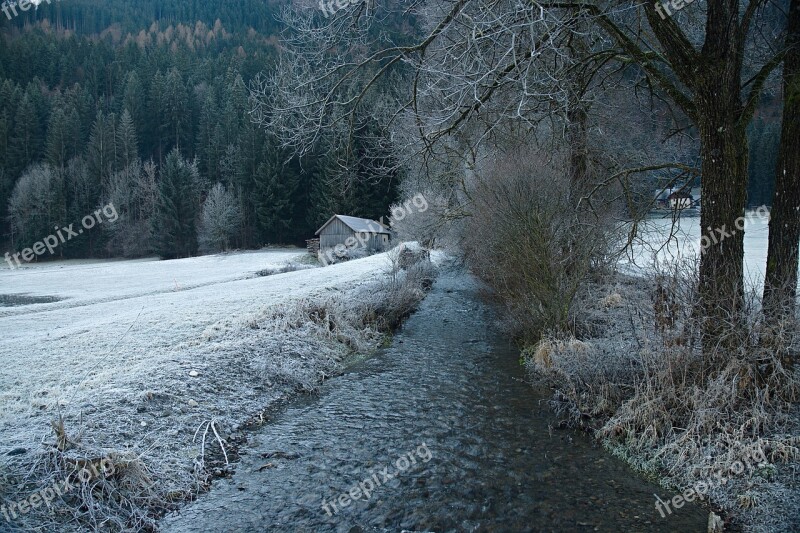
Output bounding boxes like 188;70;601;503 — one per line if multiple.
0;0;400;259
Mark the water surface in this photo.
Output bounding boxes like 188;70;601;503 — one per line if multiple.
161;268;708;532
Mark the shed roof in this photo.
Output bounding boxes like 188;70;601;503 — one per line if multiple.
315;215;391;236
668;191;693;199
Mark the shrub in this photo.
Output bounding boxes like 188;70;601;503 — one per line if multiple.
462;151;619;341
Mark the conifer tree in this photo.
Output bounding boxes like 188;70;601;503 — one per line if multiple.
86;110;118;194
46;104;81;170
254;146;299;244
153;148;199;259
116;109;139;169
10;91;42;176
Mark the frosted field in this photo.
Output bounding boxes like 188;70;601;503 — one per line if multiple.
0;250;306;314
0;249;393;453
622;213;785;291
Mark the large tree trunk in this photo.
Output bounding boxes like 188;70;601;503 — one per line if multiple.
764;0;800;322
634;0;751;361
697;119;749;359
695;81;749;360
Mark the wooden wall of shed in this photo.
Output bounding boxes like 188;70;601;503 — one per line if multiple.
319;217;355;250
318;217;353;239
319;221;388;251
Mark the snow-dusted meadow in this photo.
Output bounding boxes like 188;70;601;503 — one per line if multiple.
622;213;784;291
0;248;396;435
1;249;307;312
0;249;403;500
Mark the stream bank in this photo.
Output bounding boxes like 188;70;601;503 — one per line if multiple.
161;267;707;532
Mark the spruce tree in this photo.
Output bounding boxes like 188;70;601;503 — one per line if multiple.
10;91;42;176
163;68;189;153
63;156;100;257
153;148;198;259
254;147;298;244
308;151;347;230
46;103;80;170
0;112;10;236
0;80;12;172
86;110;118;194
116;109;139;169
122;71;146;138
196;92;222;182
149;71;167;161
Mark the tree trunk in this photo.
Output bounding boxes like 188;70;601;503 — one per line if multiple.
695;79;749;360
764;0;800;321
674;0;750;361
567;96;589;195
566;18;591;197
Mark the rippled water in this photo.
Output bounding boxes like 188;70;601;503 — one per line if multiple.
161;268;707;532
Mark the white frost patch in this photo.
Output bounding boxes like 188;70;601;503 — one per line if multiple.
622;216;781;291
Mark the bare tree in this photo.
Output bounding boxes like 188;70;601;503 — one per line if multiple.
389;192;450;248
252;0;791;358
106;159;158;257
198;183;243;253
8;163;64;253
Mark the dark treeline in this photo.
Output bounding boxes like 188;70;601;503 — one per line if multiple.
0;0;400;260
2;0;283;36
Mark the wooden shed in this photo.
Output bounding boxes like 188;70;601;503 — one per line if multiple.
315;215;391;252
668;191;693;209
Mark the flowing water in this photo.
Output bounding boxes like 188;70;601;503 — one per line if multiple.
161;268;708;532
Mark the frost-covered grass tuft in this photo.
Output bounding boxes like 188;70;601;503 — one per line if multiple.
255;262;316;277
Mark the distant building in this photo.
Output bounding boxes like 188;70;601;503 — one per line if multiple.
654;186;698;211
668;191;693;209
655;189;671;209
315;215;391;253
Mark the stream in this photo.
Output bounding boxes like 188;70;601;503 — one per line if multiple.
161;267;708;532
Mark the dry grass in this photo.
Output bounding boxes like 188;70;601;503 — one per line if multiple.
255;262;315;277
0;420;165;531
524;263;800;532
